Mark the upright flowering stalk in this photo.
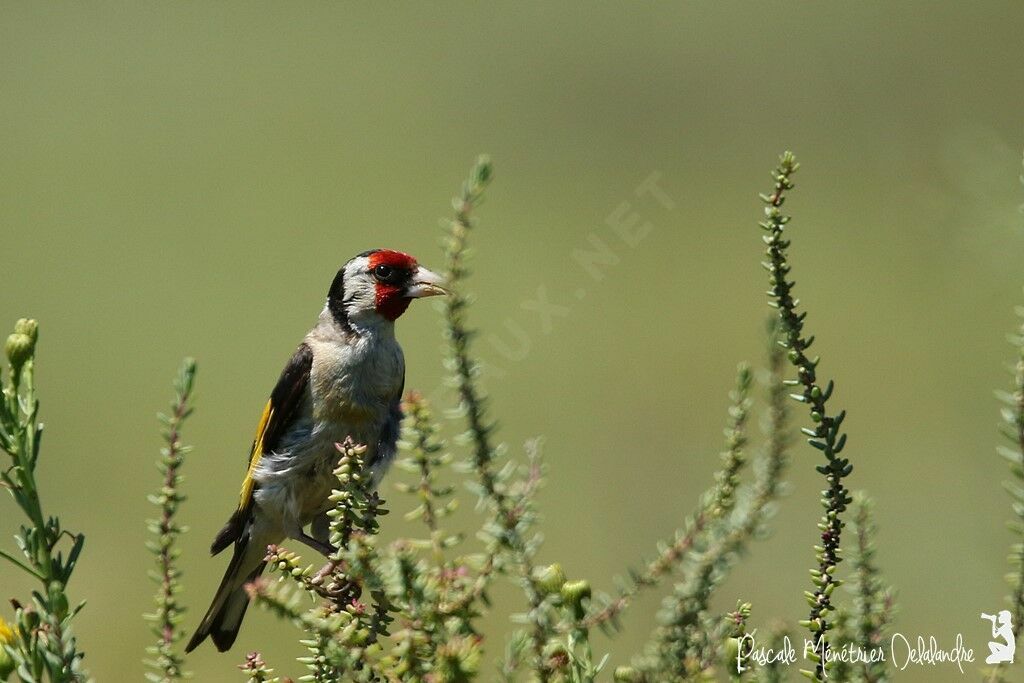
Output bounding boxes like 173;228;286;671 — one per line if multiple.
759;153;853;681
144;358;197;682
984;294;1024;683
396;391;460;563
440;157;555;680
0;319;89;682
848;494;892;683
589;340;789;636
650;364;755;672
239;651;279;683
998;296;1024;640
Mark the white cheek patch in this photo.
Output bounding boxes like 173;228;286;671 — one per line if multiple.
342;256;377;313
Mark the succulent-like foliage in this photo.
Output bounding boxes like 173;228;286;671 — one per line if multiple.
589;358;783;635
0;320;89;683
752;623;792;683
847;494;892;683
440;157;556;680
985;295;1024;683
144;358;197;682
999;297;1024;640
239;651;279;683
760;152;853;681
724;602;753;682
395;392;460;563
635;357;789;680
646;364;756;674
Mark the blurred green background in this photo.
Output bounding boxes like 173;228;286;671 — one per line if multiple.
2;2;1024;680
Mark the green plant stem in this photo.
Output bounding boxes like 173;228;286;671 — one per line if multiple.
849;494;891;683
760;153;852;681
989;295;1024;683
401;392;450;565
441;157;552;680
239;651;279;683
145;358;196;682
1001;302;1024;641
648;365;760;674
0;320;88;682
588;362;776;634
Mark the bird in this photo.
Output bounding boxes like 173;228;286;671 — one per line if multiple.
185;248;447;653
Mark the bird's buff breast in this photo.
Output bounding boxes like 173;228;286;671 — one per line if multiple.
309;334;404;423
252;332;404;529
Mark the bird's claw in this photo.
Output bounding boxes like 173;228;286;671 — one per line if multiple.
297;532;338;558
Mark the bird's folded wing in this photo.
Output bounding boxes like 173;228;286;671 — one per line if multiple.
237;342;313;511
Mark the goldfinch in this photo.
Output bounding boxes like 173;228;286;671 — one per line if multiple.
185;249;447;653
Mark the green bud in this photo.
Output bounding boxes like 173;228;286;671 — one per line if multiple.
613;666;644;682
22;609;39;631
561;579;592;618
561;579;591;604
724;636;741;664
48;582;68;617
0;645;12;679
534;563;566;595
14;319;38;343
5;333;33;370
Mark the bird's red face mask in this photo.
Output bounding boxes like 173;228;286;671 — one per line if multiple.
368;249;448;321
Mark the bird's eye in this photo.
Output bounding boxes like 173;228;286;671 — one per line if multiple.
373;264;396;282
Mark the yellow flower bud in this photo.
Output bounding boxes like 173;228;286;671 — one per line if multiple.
0;616;14;678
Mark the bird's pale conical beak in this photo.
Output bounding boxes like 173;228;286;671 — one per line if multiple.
405;266;449;298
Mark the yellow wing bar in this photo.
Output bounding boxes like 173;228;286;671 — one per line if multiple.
238;399;274;510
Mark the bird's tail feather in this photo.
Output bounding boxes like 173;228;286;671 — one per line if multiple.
185;534;267;653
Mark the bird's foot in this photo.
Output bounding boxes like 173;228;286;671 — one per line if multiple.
297;532;338;558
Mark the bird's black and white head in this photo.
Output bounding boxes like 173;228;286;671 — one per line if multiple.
327;249;447;330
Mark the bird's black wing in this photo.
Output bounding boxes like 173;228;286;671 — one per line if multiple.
210;342;313;555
